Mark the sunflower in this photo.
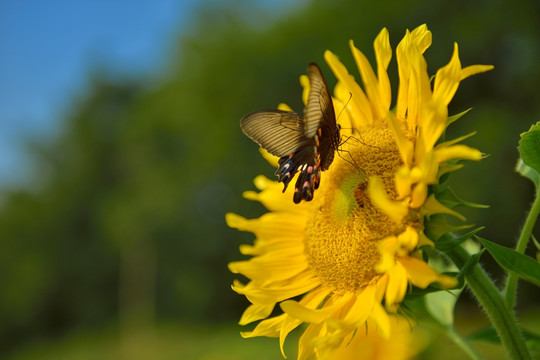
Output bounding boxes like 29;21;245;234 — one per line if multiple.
227;24;493;359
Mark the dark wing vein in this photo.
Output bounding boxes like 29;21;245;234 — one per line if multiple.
304;63;337;138
240;109;308;157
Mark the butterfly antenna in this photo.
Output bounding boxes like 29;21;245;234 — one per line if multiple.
336;92;352;122
335;92;380;150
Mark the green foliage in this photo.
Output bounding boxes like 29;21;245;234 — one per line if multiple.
477;237;540;287
518;123;540;175
517;122;540;188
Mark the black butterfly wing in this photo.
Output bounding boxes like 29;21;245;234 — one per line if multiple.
304;63;337;139
240;109;309;157
239;63;340;204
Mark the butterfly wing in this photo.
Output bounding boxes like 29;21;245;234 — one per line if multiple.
304;63;337;139
240;109;309;157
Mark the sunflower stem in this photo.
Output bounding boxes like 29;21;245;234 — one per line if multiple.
504;189;540;308
447;245;531;360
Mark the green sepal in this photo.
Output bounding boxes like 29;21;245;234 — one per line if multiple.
455;249;484;285
447;108;472;126
435;227;485;252
435;188;489;210
476;236;540;287
424;214;474;242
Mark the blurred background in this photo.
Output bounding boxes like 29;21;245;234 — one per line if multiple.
1;0;540;359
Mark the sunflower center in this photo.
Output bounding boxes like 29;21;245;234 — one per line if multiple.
304;123;406;292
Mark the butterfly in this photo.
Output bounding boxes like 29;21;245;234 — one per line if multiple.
240;63;341;203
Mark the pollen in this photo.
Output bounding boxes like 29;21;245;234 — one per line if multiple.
304;122;409;292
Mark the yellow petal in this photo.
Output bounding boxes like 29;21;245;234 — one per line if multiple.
258;147;279;167
384;262;409;308
369;301;391;338
232;271;321;304
229;248;307;282
374;28;392;111
244;177;310;214
410;24;432;53
241;313;287;338
385;112;414;167
350;39;386;121
226;212;305;239
416;151;441;185
280;292;354;324
376;236;398;272
433;43;462;107
405;39;432;132
279;286;331;357
434;144;482;163
300;74;310;106
277;103;293;112
239;303;275;325
340;284;377;326
416;101;448;159
461;64;494;80
333;81;355;132
298;322;324;360
395;30;411;121
325;50;373;125
410;181;428;209
400;256;458;288
367;176;409;223
397;226;419;252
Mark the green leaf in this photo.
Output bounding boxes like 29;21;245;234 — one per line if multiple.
476;236;540;287
517;122;540;188
516;158;540;188
435;227;484;252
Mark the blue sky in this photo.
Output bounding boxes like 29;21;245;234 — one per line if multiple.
0;0;293;187
0;0;199;186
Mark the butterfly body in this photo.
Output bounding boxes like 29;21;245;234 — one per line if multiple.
240;63;340;203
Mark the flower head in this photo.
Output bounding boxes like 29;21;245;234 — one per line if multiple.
228;25;493;359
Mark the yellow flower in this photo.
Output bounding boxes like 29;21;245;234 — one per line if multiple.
227;24;493;359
